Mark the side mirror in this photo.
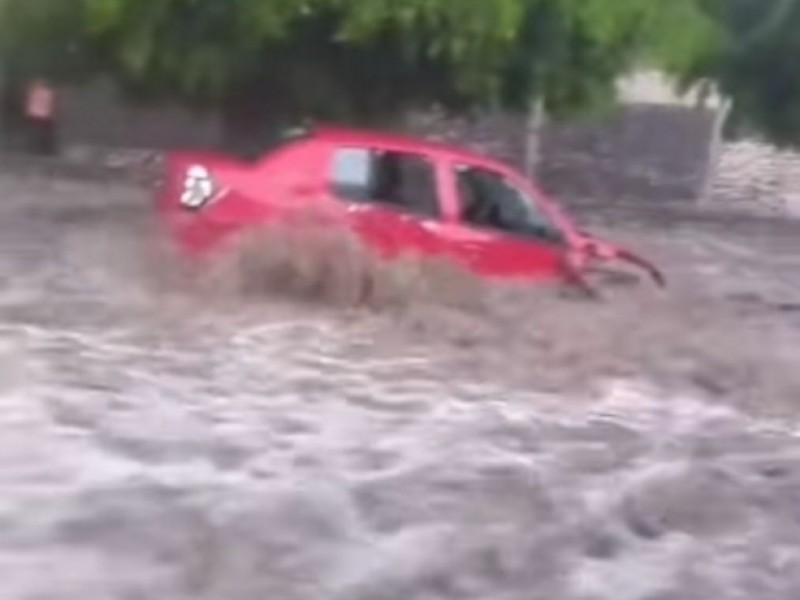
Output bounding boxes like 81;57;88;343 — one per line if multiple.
573;232;620;261
573;233;666;288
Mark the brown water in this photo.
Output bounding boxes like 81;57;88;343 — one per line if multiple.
3;173;800;599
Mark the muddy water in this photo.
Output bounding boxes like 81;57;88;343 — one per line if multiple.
3;174;800;599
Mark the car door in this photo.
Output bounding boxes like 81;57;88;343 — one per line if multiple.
326;145;446;260
443;162;569;280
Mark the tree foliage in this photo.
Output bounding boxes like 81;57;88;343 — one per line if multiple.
686;0;800;147
0;0;717;127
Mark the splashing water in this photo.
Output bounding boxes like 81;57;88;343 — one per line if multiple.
3;173;800;599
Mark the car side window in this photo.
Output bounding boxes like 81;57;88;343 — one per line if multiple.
455;165;565;244
331;148;373;201
330;147;440;218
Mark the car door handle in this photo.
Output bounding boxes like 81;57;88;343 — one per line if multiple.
420;220;453;233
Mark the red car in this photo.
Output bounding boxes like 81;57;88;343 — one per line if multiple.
155;124;664;292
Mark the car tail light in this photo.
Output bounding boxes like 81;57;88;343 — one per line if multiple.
180;165;218;210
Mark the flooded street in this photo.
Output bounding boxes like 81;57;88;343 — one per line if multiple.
3;173;800;599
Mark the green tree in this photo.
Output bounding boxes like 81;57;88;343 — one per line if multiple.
694;0;800;147
0;0;718;144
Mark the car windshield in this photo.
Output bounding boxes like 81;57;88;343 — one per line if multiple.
456;165;565;244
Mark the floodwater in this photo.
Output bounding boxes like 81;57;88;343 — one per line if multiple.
3;173;800;599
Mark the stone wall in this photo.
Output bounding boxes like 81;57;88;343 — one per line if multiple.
12;78;800;219
405;107;800;217
403;110;528;168
57;80;222;151
538;105;715;204
405;105;716;204
51;82;719;207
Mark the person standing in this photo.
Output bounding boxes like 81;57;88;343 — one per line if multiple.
24;78;57;155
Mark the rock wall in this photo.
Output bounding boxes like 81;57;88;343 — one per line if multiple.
406;105;716;205
53;88;718;207
538;105;715;204
407;108;800;219
57;80;222;151
403;110;528;169
11;79;800;218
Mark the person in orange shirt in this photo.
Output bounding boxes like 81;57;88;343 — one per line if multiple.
24;79;58;155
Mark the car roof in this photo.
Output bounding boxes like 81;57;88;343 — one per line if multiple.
307;124;508;168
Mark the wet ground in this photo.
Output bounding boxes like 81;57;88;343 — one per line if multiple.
3;173;800;600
